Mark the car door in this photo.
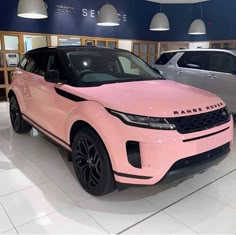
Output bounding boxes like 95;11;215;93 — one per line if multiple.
27;50;73;142
26;51;50;128
203;51;236;112
13;54;32;115
174;51;214;90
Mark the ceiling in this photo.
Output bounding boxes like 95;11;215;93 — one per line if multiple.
146;0;209;4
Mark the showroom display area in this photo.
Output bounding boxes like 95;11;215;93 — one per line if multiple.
0;0;236;233
0;102;236;234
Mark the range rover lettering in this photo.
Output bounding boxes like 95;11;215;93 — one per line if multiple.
9;47;233;196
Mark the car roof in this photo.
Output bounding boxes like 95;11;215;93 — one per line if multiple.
26;46;127;54
161;48;236;55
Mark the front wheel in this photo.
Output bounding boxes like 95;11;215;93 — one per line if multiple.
9;96;32;134
72;128;115;196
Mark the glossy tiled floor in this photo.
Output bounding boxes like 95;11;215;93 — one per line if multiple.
0;102;236;234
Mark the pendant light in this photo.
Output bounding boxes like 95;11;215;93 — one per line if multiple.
97;4;119;26
17;0;48;19
188;3;206;35
150;3;169;31
188;19;206;35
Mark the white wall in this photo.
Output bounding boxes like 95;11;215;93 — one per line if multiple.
51;36;58;47
189;41;210;49
118;40;132;51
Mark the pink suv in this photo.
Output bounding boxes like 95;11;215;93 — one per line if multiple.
9;47;233;196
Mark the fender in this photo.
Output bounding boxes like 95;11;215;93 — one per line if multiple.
65;100;126;170
9;84;27;114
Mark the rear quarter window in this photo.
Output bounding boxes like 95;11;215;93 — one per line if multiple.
18;54;28;69
155;52;177;65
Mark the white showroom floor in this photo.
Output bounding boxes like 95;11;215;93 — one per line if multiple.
0;102;236;234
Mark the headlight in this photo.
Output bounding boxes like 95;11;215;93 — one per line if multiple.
108;109;176;130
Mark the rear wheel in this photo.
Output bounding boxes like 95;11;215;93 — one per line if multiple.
9;96;32;134
72;128;115;196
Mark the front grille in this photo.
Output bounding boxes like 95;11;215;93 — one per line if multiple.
167;107;230;134
170;142;230;171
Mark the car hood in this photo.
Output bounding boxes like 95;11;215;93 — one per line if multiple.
66;80;225;117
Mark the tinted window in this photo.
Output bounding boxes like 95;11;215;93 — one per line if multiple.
47;54;61;71
177;51;209;70
46;53;66;81
25;53;48;76
18;54;28;69
67;50;161;86
208;52;236;73
155;52;177;65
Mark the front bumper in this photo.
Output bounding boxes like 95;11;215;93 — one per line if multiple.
159;142;230;185
102;113;233;186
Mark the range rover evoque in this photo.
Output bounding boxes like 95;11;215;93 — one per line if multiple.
9;46;233;196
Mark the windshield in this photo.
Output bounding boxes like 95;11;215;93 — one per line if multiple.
67;49;162;86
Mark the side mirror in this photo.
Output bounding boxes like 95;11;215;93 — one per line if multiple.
152;67;166;80
44;70;60;83
152;67;161;74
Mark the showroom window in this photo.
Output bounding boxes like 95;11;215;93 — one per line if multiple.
58;36;118;48
0;32;50;101
210;40;236;49
132;41;159;65
23;35;48;52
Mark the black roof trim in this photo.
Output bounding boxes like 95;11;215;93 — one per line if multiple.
26;46;128;54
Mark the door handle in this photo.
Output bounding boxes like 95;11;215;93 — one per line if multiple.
32;77;37;81
177;70;184;74
208;74;217;79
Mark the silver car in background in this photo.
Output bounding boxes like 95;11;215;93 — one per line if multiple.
154;49;236;114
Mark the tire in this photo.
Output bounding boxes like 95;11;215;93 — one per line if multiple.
72;128;115;196
9;95;32;134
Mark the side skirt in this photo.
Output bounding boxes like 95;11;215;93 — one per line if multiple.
22;113;72;153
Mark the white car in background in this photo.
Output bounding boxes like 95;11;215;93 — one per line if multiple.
154;49;236;114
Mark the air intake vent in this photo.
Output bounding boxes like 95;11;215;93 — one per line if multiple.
126;141;141;169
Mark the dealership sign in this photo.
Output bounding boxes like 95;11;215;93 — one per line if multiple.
56;5;128;23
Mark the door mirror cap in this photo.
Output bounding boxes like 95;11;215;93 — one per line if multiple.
152;68;166;80
44;70;60;83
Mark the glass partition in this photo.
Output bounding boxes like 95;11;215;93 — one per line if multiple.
0;71;4;84
0;53;3;67
59;37;81;46
108;41;116;48
24;35;48;52
97;41;106;47
4;35;19;51
133;41;159;65
85;40;95;46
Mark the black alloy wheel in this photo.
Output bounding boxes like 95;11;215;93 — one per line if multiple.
9;96;32;133
72;128;115;196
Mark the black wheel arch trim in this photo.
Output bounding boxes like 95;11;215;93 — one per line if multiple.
55;87;87;102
